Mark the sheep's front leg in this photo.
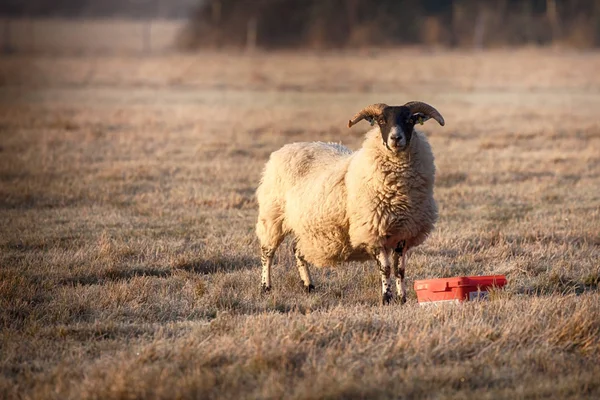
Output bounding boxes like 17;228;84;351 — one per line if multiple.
393;241;407;304
260;246;275;292
374;247;394;305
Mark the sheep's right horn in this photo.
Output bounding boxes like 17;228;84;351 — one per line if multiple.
404;101;445;126
348;103;389;128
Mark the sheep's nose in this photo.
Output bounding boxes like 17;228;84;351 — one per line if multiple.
391;134;404;143
389;132;406;148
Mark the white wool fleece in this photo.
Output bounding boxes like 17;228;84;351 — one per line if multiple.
255;127;437;268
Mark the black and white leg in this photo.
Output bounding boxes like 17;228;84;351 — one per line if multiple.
394;241;407;304
260;246;275;292
293;245;314;292
374;247;394;305
391;247;401;303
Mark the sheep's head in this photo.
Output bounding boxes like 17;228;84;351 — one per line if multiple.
348;102;445;152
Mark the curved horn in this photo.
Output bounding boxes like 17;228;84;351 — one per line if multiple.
404;101;445;126
347;103;389;128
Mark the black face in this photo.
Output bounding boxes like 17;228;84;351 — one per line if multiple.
375;106;419;152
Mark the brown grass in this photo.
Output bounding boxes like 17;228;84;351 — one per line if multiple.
1;49;599;399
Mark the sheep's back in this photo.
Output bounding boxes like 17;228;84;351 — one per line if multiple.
257;142;354;265
258;142;351;195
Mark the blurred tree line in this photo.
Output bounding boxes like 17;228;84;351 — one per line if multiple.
0;0;197;19
179;0;600;49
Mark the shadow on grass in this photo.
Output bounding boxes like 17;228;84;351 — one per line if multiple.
0;192;87;210
60;267;172;286
174;255;259;274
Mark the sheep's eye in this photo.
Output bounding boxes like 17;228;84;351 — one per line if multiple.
378;118;386;125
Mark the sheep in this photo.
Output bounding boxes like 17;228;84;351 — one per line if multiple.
255;101;445;304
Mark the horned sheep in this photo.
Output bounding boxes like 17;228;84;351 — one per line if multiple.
255;101;445;304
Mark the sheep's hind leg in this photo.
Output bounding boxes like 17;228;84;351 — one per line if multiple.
293;245;314;292
260;246;276;292
374;247;394;305
393;241;407;304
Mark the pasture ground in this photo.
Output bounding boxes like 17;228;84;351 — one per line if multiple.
1;49;600;399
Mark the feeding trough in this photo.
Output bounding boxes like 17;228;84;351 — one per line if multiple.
414;275;507;305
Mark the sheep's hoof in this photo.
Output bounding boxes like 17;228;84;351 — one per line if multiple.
305;284;315;293
381;292;393;305
261;284;272;293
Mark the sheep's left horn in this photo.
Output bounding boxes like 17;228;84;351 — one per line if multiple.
404;101;445;126
348;103;389;128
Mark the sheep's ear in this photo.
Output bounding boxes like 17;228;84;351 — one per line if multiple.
404;101;445;126
348;103;389;128
411;113;429;125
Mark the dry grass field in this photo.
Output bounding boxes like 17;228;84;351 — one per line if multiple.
1;49;600;399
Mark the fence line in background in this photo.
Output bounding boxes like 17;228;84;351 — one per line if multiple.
0;18;185;54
